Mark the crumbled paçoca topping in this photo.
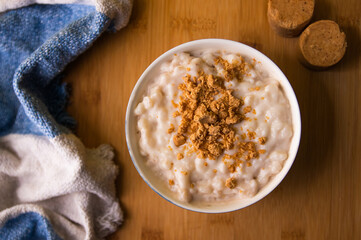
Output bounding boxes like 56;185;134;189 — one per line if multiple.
170;57;267;183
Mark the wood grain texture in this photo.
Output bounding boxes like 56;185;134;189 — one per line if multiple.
64;0;361;239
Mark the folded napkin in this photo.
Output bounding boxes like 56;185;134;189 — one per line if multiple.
0;1;132;239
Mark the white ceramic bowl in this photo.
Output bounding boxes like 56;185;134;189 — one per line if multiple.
125;39;301;213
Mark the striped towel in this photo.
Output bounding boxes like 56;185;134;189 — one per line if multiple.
0;1;132;239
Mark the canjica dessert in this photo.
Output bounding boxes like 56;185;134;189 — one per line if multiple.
134;50;293;203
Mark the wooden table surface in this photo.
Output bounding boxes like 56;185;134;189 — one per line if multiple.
65;0;361;239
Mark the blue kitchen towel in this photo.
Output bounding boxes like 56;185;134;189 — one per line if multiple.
0;1;132;239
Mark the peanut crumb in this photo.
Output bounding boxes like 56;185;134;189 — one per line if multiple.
173;133;187;147
213;169;217;173
247;130;256;140
168;124;175;133
186;67;191;71
225;177;237;189
246;162;252;167
215;57;248;81
204;162;208;167
171;100;178;108
169;179;174;185
190;183;194;188
173;111;181;117
243;106;252;114
177;153;184;160
258;137;267;145
258;149;266;154
180;171;188;175
168;146;173;151
221;140;259;173
241;133;246;140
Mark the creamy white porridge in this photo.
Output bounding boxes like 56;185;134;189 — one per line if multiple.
134;50;293;203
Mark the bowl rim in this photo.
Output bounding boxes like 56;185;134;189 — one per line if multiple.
125;38;302;213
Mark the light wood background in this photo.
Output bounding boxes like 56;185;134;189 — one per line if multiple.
64;0;361;239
